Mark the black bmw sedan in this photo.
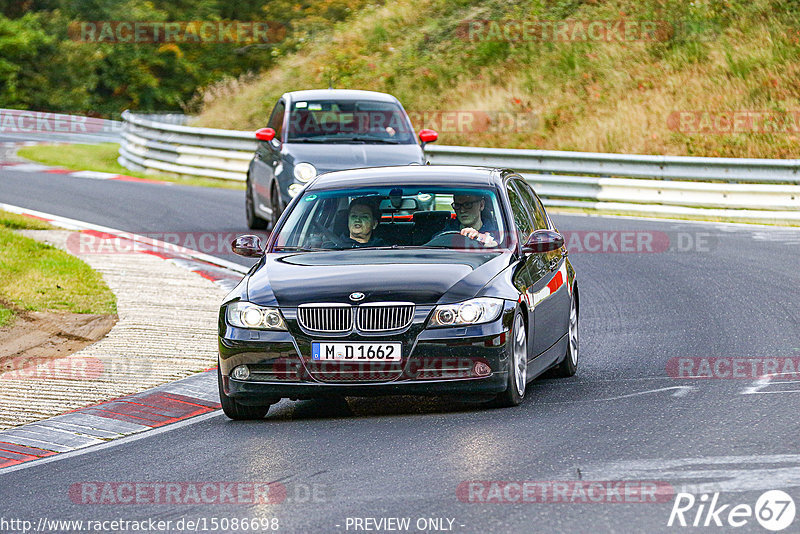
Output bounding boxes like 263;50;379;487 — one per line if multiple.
219;165;578;419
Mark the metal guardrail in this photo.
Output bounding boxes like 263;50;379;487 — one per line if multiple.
119;111;800;223
0;108;122;144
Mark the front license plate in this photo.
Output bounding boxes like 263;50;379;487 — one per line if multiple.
312;342;402;361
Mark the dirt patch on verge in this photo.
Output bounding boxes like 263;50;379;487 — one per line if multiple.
0;305;116;374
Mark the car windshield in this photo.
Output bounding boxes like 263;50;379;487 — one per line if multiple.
286;100;416;144
272;186;510;251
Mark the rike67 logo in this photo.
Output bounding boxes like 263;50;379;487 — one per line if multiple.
668;490;795;531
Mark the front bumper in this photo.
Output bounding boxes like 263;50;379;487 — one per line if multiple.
218;303;515;401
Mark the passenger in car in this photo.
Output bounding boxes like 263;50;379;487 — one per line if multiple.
324;197;387;248
447;194;498;247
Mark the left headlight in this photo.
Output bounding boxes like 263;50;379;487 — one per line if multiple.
428;297;504;328
226;301;287;330
293;162;317;182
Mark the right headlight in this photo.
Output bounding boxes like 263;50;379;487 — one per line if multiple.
293;162;317;182
226;301;287;330
428;297;504;328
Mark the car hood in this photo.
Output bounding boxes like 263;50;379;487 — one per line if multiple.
247;250;513;307
285;143;424;170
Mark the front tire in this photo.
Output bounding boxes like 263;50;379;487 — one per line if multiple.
246;178;269;230
269;184;283;230
218;367;273;420
495;309;528;407
548;290;579;378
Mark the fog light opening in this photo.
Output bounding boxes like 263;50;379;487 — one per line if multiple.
473;361;491;377
232;365;250;380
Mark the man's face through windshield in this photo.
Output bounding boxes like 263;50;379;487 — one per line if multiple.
452;194;485;229
348;204;377;243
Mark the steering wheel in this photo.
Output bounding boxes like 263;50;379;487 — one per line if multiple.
310;220;348;247
424;230;478;248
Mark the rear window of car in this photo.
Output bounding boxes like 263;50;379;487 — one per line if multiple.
286;100;416;144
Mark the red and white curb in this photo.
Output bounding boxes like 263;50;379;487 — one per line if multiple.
0;203;248;290
0;160;172;185
0;205;254;469
0;141;39;148
0;370;219;469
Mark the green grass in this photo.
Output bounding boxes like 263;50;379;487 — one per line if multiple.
194;0;800;159
0;211;54;230
17;143;244;190
0;212;117;317
0;305;12;327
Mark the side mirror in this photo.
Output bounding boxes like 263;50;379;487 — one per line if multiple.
418;129;438;147
255;127;276;142
231;235;264;257
522;229;564;254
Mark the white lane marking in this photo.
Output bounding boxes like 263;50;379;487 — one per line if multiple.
741;375;800;395
3;163;50;172
0;202;248;274
540;386;698;404
572;454;800;494
0;410;223;475
68;170;120;180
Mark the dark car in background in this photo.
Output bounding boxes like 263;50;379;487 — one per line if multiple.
220;165;579;420
246;89;438;229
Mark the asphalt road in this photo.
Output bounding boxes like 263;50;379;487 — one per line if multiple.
2;161;800;532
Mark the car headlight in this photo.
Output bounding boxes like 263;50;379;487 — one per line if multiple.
293;162;317;182
226;301;287;330
288;183;304;198
428;297;504;328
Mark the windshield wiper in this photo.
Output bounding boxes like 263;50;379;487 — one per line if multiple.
288;136;402;144
272;246;326;252
286;138;337;143
347;136;402;144
287;137;366;144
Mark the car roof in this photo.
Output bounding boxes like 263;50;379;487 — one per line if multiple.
283;89;400;103
306;165;506;191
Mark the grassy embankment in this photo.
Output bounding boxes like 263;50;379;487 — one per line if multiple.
17;143;244;190
0;211;116;327
195;0;800;159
